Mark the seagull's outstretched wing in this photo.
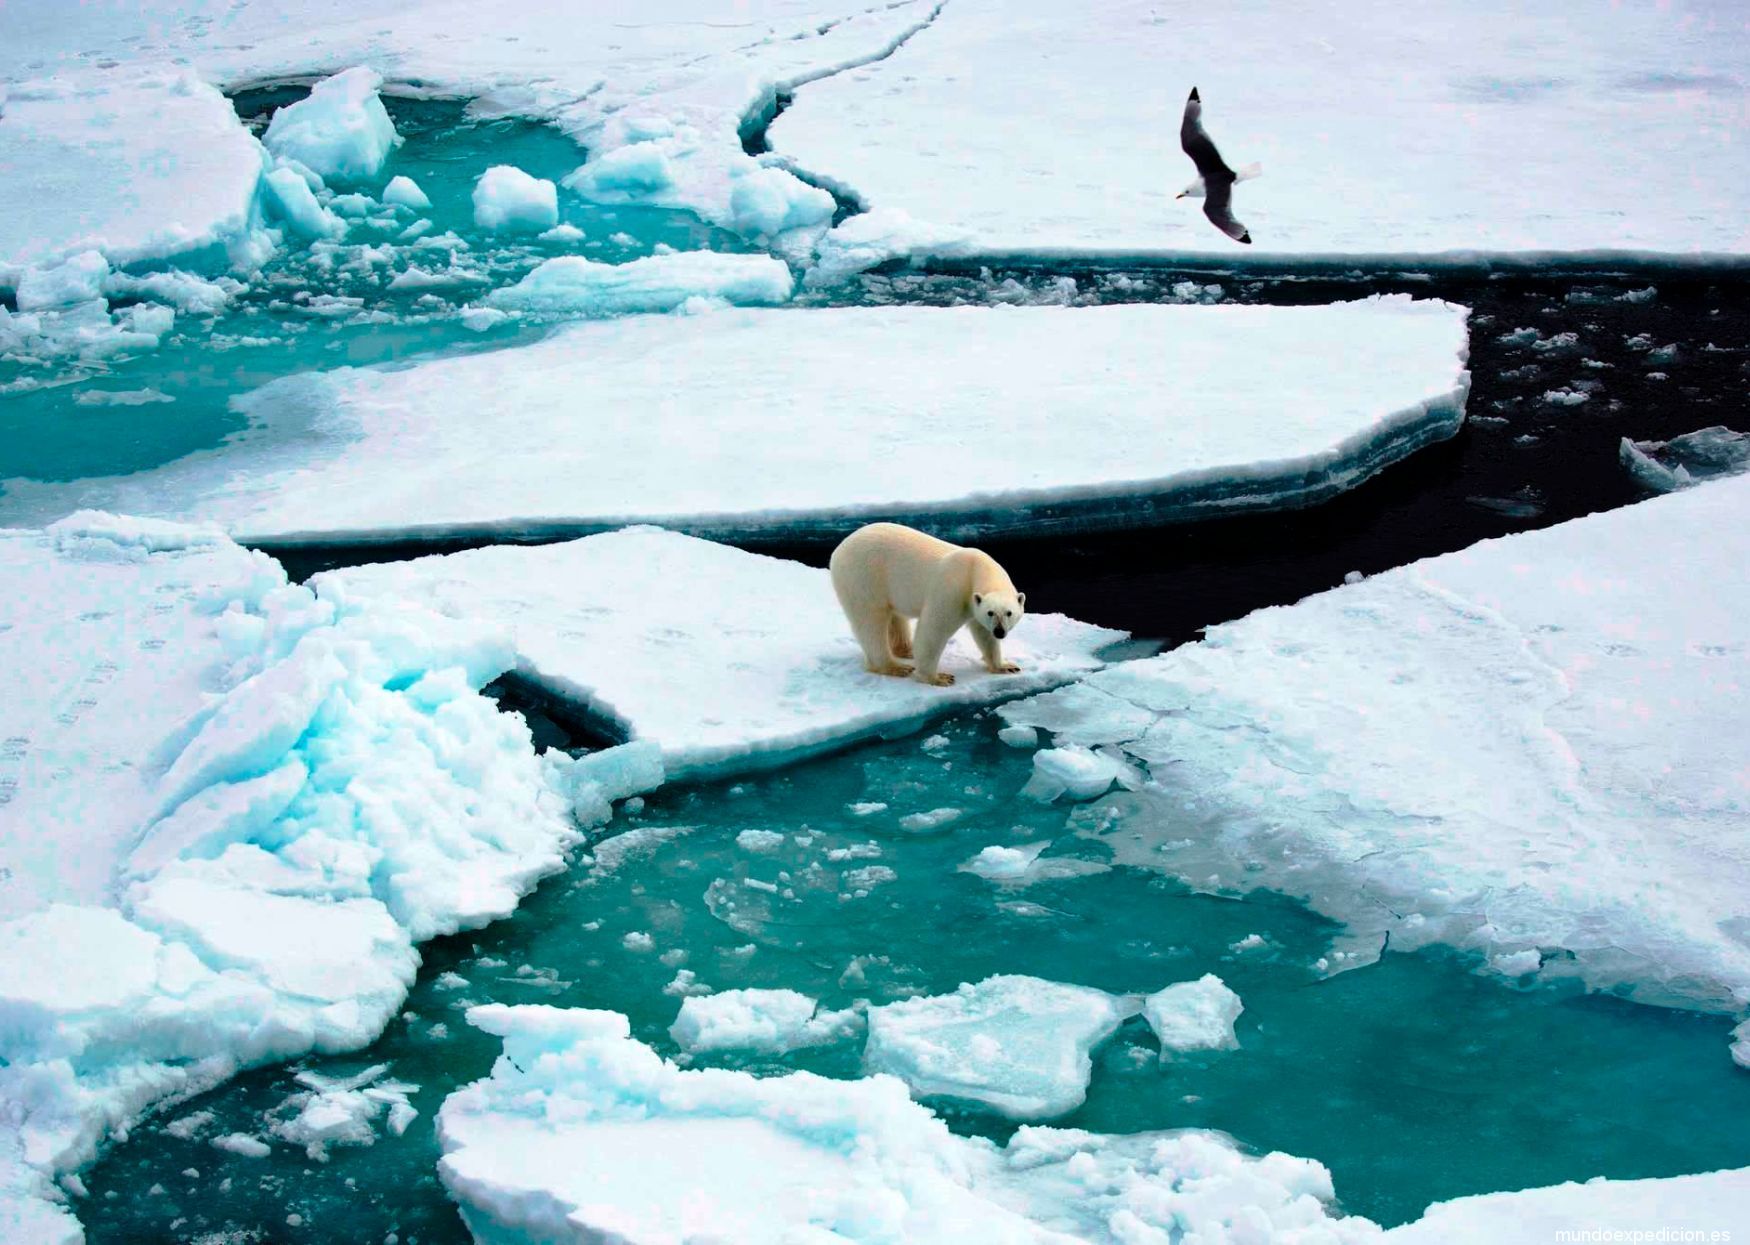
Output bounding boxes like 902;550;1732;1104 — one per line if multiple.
1180;87;1252;244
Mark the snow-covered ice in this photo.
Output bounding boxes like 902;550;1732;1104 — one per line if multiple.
483;251;793;315
772;0;1750;264
670;988;858;1055
0;68;267;283
1143;975;1243;1056
1384;1166;1750;1244
471;165;559;234
4;299;1470;541
862;976;1135;1120
438;1004;1381;1244
268;1063;418;1160
318;528;1122;779
0;514;652;1232
1021;745;1143;803
261;66;399;187
1002;474;1750;1020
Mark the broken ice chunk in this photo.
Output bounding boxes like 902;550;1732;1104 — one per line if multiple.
262;67;400;186
472;165;559;234
1143;974;1243;1056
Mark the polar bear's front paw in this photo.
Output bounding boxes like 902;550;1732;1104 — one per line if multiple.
916;671;955;687
989;661;1021;674
871;662;914;679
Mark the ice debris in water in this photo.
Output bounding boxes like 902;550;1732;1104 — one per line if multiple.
263;166;345;241
1143;975;1244;1056
1620;426;1750;494
961;843;1047;881
382;175;431;211
997;724;1039;749
735;829;785;854
670;988;861;1055
438;1005;1379;1243
262;66;400;186
862;975;1137;1120
1021;745;1143;803
269;1063;419;1160
483;251;794;315
472;165;560;234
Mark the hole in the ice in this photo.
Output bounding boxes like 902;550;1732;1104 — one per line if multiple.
76;717;1750;1242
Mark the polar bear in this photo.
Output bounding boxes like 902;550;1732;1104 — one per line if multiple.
829;522;1026;687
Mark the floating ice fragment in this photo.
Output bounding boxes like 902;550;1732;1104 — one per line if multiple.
263;67;400;186
382;175;431;211
997;724;1039;749
1021;745;1140;803
961;843;1047;881
1143;974;1243;1055
567;142;674;196
472;166;559;234
263;167;344;242
670;988;858;1054
735;829;785;854
485;252;793;315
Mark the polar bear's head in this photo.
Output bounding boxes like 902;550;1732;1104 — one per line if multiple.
972;590;1025;640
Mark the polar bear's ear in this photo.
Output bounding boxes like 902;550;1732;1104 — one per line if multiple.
1017;592;1026;608
973;593;983;607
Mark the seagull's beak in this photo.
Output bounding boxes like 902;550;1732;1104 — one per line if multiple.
1174;192;1186;199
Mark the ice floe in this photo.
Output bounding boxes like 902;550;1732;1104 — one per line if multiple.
0;68;267;282
438;1004;1381;1243
471;165;559;234
8;298;1469;541
670;988;859;1055
483;251;793;316
1002;473;1750;1020
772;0;1750;264
1143;975;1243;1056
317;528;1123;779
0;514;650;1230
863;976;1136;1120
1621;426;1750;494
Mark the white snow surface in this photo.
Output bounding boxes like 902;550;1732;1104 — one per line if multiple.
0;514;652;1234
1;299;1470;541
862;976;1136;1120
317;528;1123;780
438;1004;1383;1244
1143;975;1244;1056
1383;1166;1750;1244
0;68;267;283
771;0;1750;264
1002;474;1750;1018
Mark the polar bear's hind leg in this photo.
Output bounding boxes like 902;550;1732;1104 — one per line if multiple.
888;612;914;660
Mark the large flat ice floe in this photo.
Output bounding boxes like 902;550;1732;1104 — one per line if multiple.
438;1003;1384;1244
772;0;1750;265
4;298;1470;541
1384;1167;1750;1244
0;514;651;1238
0;68;267;283
1002;474;1750;1021
318;528;1123;780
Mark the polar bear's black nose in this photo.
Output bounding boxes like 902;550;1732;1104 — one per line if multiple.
994;625;1006;639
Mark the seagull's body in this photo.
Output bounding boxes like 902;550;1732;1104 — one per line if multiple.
1178;87;1255;244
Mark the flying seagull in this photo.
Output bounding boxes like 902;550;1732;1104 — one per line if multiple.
1178;87;1259;245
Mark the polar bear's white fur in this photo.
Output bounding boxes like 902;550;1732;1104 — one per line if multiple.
829;522;1026;687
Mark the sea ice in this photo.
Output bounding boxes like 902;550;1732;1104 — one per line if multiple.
1021;746;1142;803
862;975;1135;1120
670;989;858;1055
262;66;400;187
1003;474;1750;1023
317;528;1122;779
1621;426;1750;494
439;1004;1381;1243
262;167;344;242
1143;975;1243;1055
772;0;1750;263
0;68;266;282
8;299;1470;542
0;514;641;1231
471;165;560;234
381;174;431;211
484;252;793;315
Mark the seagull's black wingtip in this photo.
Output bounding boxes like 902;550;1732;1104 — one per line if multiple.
1238;232;1252;245
1189;86;1200;102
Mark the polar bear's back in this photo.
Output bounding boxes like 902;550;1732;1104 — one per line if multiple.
830;522;966;618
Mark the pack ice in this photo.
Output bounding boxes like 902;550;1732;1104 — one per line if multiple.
1002;473;1750;1024
7;298;1470;541
437;1003;1385;1244
772;0;1750;264
318;528;1123;780
0;514;652;1238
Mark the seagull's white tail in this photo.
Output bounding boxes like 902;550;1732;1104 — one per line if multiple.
1236;161;1263;182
